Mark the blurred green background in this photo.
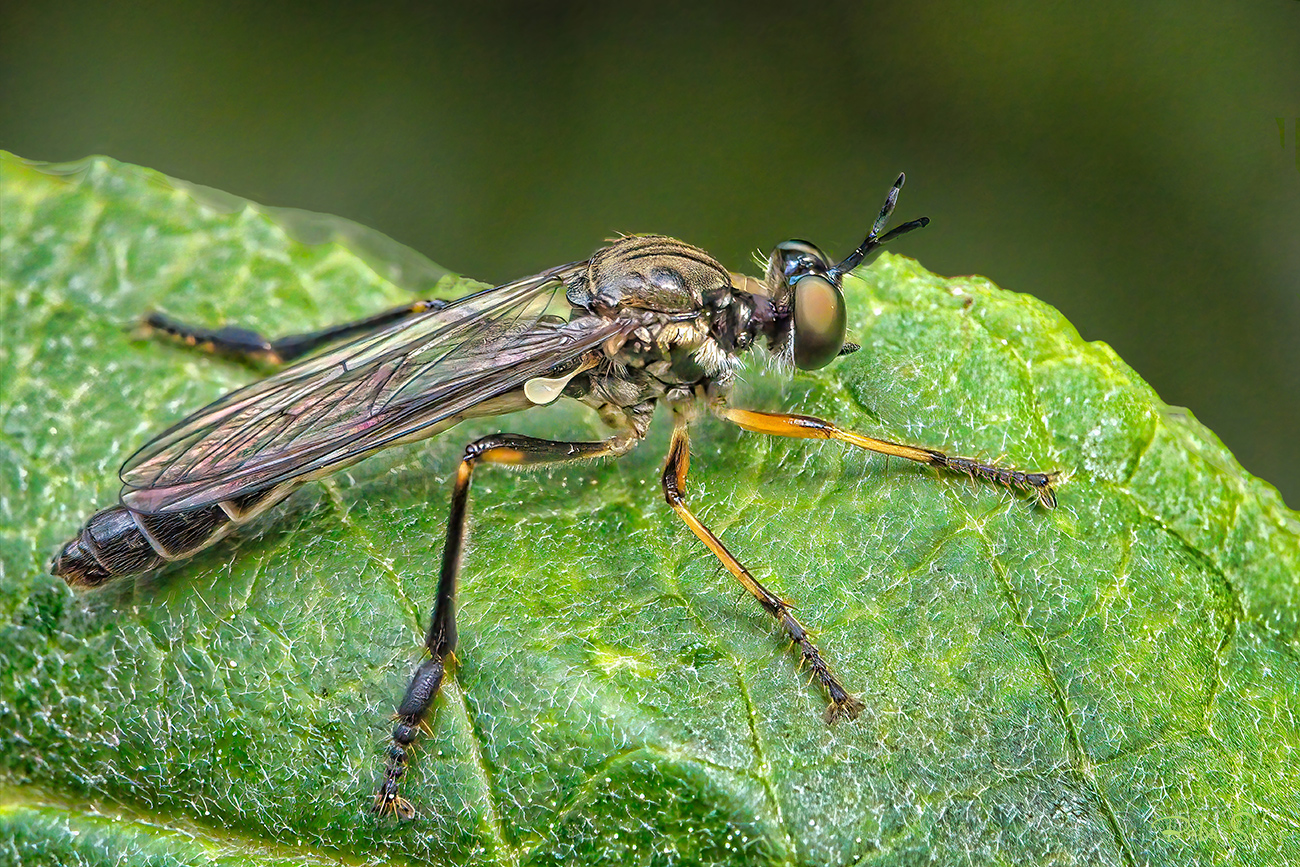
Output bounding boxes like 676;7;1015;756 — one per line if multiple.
2;1;1297;505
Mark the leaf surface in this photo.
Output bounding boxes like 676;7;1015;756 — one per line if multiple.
2;153;1297;866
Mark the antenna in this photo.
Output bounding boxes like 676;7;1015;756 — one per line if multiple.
827;173;930;281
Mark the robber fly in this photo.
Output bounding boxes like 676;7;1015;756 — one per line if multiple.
51;175;1057;819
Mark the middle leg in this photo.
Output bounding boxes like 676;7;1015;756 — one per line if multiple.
661;421;863;724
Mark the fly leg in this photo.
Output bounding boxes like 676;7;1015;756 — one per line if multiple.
661;422;864;725
716;408;1059;508
374;429;638;819
145;299;448;365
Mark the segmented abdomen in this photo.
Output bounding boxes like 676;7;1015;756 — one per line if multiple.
51;484;296;587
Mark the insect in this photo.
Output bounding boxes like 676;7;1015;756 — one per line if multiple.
51;174;1057;819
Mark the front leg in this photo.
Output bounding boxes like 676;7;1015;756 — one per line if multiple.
373;430;637;819
716;407;1058;508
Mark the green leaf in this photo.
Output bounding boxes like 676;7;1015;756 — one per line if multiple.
2;152;1297;867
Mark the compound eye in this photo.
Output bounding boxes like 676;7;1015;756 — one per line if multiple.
792;274;846;370
774;240;832;280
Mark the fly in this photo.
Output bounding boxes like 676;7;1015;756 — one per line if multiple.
51;174;1058;819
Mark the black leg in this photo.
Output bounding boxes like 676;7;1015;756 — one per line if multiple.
373;430;637;819
660;422;864;725
716;407;1059;508
145;299;447;365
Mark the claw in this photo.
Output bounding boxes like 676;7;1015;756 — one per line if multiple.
824;694;865;725
372;780;415;819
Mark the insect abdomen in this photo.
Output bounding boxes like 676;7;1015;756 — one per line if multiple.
51;484;297;587
52;503;226;586
53;505;174;586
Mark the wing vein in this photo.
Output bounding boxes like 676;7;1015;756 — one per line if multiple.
119;263;635;514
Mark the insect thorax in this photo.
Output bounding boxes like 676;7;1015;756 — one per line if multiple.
553;233;778;437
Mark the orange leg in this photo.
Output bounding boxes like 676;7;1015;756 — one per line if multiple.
716;407;1058;508
662;423;863;724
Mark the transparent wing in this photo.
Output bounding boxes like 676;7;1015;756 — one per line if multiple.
120;261;629;513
